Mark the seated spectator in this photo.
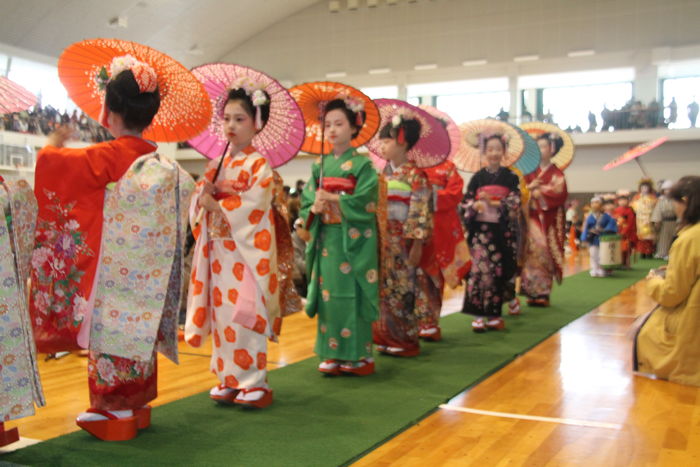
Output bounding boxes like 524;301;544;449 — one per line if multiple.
635;176;700;386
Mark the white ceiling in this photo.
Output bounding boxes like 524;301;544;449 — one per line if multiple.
0;0;320;67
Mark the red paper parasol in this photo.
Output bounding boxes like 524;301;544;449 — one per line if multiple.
288;81;379;154
187;63;304;168
0;76;37;114
603;137;668;172
455;119;524;172
419;105;461;160
366;99;451;170
58;38;211;142
520;122;575;171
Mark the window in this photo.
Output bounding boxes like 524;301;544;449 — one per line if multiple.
7;57;76;112
360;85;399;100
661;76;700;129
407;78;510;124
520;68;635;131
542;82;633;131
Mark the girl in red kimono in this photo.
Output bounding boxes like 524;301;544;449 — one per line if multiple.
613;189;637;269
520;133;568;307
30;59;188;440
415;160;470;341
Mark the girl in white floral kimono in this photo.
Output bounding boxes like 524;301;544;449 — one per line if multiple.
186;84;281;409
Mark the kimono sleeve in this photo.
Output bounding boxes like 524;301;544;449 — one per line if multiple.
538;170;568;211
299;161;320;224
338;158;378;224
404;169;432;240
435;165;464;212
461;173;480;226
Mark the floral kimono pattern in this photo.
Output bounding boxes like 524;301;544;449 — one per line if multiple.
300;148;379;362
461;168;521;317
520;164;568;299
186;147;281;390
0;180;45;421
632;193;657;255
373;162;432;352
271;171;302;318
415;160;470;331
90;155;193;410
30;136;159;353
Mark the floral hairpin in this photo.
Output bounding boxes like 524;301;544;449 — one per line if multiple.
229;76;270;130
335;94;365;127
391;113;406;145
95;54;157;94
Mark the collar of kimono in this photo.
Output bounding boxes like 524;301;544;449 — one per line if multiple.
242;145;256;155
117;135;158;153
329;146;356;160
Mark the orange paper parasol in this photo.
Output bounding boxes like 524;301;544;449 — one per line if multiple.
58;38;212;142
288;81;379;154
520;122;575;171
603;137;667;172
455;119;524;173
0;76;37;114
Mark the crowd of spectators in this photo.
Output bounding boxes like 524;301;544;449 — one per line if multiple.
1;105;112;143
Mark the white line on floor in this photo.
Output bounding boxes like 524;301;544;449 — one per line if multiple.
438;404;623;430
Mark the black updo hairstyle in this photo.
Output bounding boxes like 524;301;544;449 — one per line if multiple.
670;175;700;226
223;87;271;129
536;132;564;156
481;133;507;152
378;118;422;151
105;70;160;132
324;99;364;138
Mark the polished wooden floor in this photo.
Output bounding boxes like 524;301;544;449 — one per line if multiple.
6;251;698;466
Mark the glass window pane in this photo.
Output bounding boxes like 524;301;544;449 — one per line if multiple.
541;82;633;131
7;57;76;111
662;76;700;129
360;86;399;100
435;92;511;124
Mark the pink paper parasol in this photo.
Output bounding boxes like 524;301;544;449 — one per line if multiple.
419;105;461;160
366;99;451;170
188;63;305;168
603;137;668;173
0;76;37;114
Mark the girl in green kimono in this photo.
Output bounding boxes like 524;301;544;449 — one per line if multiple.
300;99;379;376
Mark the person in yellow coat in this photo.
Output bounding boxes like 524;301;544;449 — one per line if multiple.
634;176;700;386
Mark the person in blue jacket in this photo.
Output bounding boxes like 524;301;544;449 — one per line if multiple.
581;196;618;277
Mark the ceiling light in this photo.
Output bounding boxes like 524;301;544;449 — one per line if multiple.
513;54;540;62
462;59;488;66
414;63;437;71
568;49;595;58
326;71;347;78
369;67;391;75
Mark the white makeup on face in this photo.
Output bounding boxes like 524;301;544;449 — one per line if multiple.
223;100;256;149
324;108;354;154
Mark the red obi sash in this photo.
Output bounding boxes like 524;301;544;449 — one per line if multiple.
320;176;356;194
387;194;410;205
476;184;510;201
